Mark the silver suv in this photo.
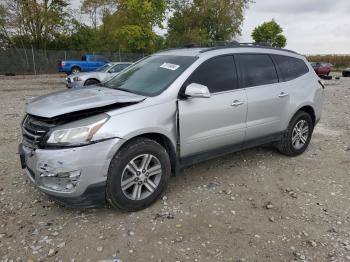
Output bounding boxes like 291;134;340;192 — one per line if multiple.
19;44;324;211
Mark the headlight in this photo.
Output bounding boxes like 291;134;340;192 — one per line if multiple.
46;114;109;146
73;76;82;81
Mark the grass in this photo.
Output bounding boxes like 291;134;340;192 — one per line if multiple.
306;55;350;70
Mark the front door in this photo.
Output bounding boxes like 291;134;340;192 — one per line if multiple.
178;55;247;157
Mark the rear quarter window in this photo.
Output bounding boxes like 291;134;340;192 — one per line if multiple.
273;55;309;82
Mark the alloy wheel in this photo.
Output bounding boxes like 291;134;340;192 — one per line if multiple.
120;154;162;200
291;120;309;150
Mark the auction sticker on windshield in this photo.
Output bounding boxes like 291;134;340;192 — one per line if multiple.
160;63;180;71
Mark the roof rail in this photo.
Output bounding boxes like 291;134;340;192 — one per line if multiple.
183;43;199;48
199;41;298;54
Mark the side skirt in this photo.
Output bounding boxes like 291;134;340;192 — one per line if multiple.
179;132;283;168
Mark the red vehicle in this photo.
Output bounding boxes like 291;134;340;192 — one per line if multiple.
311;62;331;77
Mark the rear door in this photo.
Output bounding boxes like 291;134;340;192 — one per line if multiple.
178;55;247;157
272;54;312;129
236;54;285;140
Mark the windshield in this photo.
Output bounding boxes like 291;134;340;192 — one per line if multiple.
95;63;113;72
104;55;197;96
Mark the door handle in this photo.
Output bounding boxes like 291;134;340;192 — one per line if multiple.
231;100;244;107
278;92;289;98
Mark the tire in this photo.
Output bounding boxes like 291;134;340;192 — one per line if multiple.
276;111;314;157
106;138;171;211
70;67;81;74
321;75;332;80
84;79;100;86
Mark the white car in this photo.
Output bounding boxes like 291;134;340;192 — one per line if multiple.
66;62;132;88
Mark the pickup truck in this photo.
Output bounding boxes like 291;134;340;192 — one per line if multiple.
58;54;109;75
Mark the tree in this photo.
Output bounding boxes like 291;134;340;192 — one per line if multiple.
103;0;167;52
0;5;11;48
0;0;71;50
166;0;251;47
81;0;116;29
251;19;287;48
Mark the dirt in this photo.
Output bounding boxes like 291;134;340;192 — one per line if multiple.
0;74;349;262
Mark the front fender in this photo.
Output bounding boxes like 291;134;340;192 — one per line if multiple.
95;100;178;151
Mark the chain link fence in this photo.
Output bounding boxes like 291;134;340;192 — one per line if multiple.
0;48;146;75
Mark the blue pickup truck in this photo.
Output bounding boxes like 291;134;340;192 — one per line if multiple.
58;54;109;75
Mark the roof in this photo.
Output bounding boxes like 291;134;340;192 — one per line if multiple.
156;48;206;57
156;43;300;57
109;62;133;65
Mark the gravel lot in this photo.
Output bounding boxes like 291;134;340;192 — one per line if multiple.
0;74;349;262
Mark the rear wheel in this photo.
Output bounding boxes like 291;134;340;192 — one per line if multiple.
106;138;171;211
276;111;314;156
70;67;81;74
84;79;100;86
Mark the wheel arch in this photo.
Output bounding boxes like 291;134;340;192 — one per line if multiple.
84;78;100;86
290;105;316;126
70;65;81;72
116;132;178;176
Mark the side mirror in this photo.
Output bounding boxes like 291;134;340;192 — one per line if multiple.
184;83;210;98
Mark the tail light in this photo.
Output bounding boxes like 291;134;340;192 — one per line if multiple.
318;80;325;89
57;60;65;68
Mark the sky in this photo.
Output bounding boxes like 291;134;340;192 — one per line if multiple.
240;0;350;54
71;0;350;54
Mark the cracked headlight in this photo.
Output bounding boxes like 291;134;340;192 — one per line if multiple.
46;114;109;146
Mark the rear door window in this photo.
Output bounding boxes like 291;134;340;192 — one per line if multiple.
187;55;238;93
273;55;309;82
236;54;278;88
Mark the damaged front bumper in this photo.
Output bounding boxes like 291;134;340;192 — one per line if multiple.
66;80;83;89
18;138;121;208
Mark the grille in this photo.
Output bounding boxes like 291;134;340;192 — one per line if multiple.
67;78;71;83
22;115;55;148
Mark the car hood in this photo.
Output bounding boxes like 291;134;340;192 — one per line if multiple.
26;87;146;118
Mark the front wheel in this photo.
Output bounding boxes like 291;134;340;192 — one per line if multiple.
84;79;100;86
106;138;171;211
276;111;314;156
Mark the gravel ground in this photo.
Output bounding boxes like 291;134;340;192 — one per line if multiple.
0;74;349;262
